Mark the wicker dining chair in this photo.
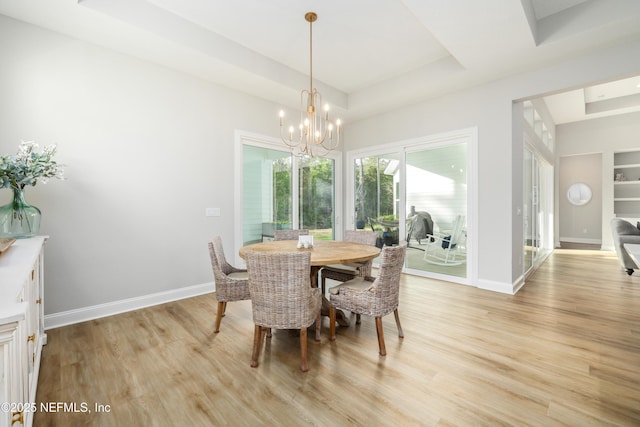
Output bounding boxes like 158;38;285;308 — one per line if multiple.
208;236;251;333
273;229;309;241
320;230;378;295
329;242;407;356
245;250;322;372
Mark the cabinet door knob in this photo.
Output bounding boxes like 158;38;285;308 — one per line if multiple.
27;333;36;343
36;298;42;304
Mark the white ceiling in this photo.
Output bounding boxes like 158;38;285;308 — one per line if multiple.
531;0;590;20
544;75;640;124
1;0;640;124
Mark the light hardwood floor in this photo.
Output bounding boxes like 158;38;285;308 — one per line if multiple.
35;248;640;426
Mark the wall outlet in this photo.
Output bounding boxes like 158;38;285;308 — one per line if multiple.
206;208;221;217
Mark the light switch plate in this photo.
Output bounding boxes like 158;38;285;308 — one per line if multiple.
206;208;221;217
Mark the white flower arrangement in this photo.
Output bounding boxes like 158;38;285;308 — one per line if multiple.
0;141;65;190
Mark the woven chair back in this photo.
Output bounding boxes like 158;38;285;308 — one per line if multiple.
245;250;317;329
370;242;407;306
273;229;310;241
344;230;377;246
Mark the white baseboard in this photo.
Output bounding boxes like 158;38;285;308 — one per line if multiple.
512;275;525;294
44;282;215;330
559;237;602;245
477;278;518;294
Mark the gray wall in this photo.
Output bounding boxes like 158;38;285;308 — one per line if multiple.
344;39;640;290
558;153;603;244
2;13;640;317
556;111;640;250
0;15;280;315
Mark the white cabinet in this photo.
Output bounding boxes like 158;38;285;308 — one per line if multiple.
614;151;640;217
0;237;47;427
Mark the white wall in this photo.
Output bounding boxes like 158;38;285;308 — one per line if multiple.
2;14;640;319
556;111;640;250
0;15;281;317
344;38;640;291
345;85;515;291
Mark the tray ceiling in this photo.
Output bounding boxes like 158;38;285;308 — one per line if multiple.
0;0;639;123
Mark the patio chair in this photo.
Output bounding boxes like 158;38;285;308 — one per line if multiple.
423;214;466;266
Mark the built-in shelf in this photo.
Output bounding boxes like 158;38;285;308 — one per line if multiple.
614;150;640;217
615;163;640;169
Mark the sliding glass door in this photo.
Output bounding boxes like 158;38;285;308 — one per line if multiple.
523;147;536;272
353;152;400;246
242;144;292;246
523;144;553;275
347;129;475;284
406;143;467;279
299;155;335;240
238;135;339;249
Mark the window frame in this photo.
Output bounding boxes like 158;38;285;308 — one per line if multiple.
345;127;477;286
233;130;342;265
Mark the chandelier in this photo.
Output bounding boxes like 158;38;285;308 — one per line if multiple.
279;12;341;157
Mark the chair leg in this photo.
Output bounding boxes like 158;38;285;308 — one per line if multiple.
315;312;321;342
375;317;387;356
214;301;225;333
329;305;337;341
321;273;326;296
299;327;309;372
222;301;227;315
356;314;361;325
394;309;404;338
266;328;272;338
250;325;263;368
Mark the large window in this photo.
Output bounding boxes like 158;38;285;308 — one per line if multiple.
406;144;467;279
235;133;341;258
241;144;292;246
523;144;553;274
347;129;476;285
521;101;554;276
299;156;335;240
353;153;400;246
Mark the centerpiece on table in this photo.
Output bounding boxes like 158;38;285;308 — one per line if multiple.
0;141;65;238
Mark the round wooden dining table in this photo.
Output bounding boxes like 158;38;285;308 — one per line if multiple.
239;239;381;326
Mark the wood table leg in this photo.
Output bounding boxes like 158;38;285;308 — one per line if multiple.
311;266;350;327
